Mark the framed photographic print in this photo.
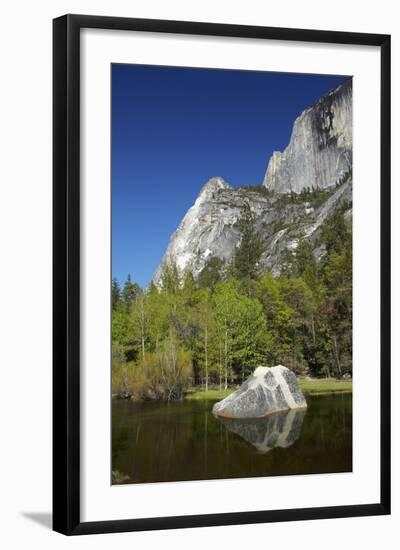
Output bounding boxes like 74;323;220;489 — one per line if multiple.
53;14;391;535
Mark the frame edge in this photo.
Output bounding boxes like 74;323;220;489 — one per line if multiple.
53;14;81;535
52;14;391;535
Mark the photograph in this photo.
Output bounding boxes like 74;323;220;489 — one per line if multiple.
0;1;393;543
110;64;353;485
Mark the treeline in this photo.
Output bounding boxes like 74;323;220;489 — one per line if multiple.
238;168;352;207
112;201;352;400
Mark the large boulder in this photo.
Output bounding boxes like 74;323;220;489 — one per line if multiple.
212;365;307;419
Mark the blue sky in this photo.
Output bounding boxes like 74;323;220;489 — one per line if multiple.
112;64;348;288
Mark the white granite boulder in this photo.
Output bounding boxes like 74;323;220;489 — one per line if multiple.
212;365;307;419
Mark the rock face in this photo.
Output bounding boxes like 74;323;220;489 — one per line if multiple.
217;408;306;453
153;177;235;284
264;79;352;193
212;365;307;419
152;81;352;286
153;176;352;285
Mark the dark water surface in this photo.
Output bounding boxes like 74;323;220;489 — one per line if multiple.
112;394;352;484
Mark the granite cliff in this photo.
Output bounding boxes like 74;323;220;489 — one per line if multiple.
264;79;352;193
153;80;352;286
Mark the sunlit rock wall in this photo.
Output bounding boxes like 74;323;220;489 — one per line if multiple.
264;79;352;193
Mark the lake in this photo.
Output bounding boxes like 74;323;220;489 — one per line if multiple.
112;393;352;484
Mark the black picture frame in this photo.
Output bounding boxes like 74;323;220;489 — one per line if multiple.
53;14;391;535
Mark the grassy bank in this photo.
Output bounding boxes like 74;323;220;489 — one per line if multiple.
185;378;352;400
299;378;352;395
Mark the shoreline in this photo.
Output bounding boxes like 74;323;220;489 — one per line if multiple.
185;378;352;401
112;378;352;401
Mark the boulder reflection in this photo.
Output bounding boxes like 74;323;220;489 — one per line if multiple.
216;408;306;454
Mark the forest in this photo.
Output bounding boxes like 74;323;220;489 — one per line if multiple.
112;197;352;401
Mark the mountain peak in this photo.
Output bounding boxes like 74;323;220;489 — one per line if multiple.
152;81;352;285
264;80;352;193
199;177;230;197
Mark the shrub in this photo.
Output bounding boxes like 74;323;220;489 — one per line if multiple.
112;333;193;400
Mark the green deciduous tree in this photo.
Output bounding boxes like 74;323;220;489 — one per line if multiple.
111;199;353;396
213;279;270;385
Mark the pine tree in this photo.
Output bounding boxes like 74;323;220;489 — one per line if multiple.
233;201;263;281
293;239;316;277
197;257;224;289
122;274;140;311
161;262;181;294
112;277;121;310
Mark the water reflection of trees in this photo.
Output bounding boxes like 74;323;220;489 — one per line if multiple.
112;395;352;484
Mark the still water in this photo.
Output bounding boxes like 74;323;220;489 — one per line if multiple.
112;393;352;484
